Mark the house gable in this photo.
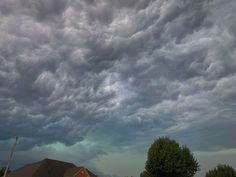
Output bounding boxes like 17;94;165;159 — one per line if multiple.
64;167;98;177
74;168;90;177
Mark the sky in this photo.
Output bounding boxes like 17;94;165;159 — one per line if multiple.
0;0;236;177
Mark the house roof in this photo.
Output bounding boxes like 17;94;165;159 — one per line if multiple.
63;167;83;177
7;158;76;177
85;168;98;177
63;167;98;177
6;161;42;177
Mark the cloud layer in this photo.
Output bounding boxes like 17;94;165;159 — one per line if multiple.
0;0;236;167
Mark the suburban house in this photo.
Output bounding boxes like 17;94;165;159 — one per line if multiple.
6;158;98;177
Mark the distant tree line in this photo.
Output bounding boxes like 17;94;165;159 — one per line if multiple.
140;137;236;177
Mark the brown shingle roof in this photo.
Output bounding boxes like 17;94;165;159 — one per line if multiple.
63;167;83;177
63;167;98;177
6;161;42;177
7;158;76;177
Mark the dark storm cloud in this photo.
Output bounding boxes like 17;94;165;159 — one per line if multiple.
0;0;236;157
0;0;68;21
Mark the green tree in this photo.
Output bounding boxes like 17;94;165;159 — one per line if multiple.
0;167;11;177
205;164;236;177
140;170;151;177
145;137;199;177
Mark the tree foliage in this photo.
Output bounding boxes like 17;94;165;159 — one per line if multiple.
145;137;199;177
140;170;151;177
0;167;11;177
205;164;236;177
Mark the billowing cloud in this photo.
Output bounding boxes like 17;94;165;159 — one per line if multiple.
0;0;236;175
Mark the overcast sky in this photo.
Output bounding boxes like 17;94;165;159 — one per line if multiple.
0;0;236;177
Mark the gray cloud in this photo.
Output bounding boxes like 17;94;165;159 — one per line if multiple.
0;0;236;162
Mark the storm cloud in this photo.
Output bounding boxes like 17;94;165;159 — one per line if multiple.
0;0;236;175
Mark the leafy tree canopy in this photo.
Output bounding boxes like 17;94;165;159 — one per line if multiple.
205;164;236;177
140;170;151;177
145;137;199;177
